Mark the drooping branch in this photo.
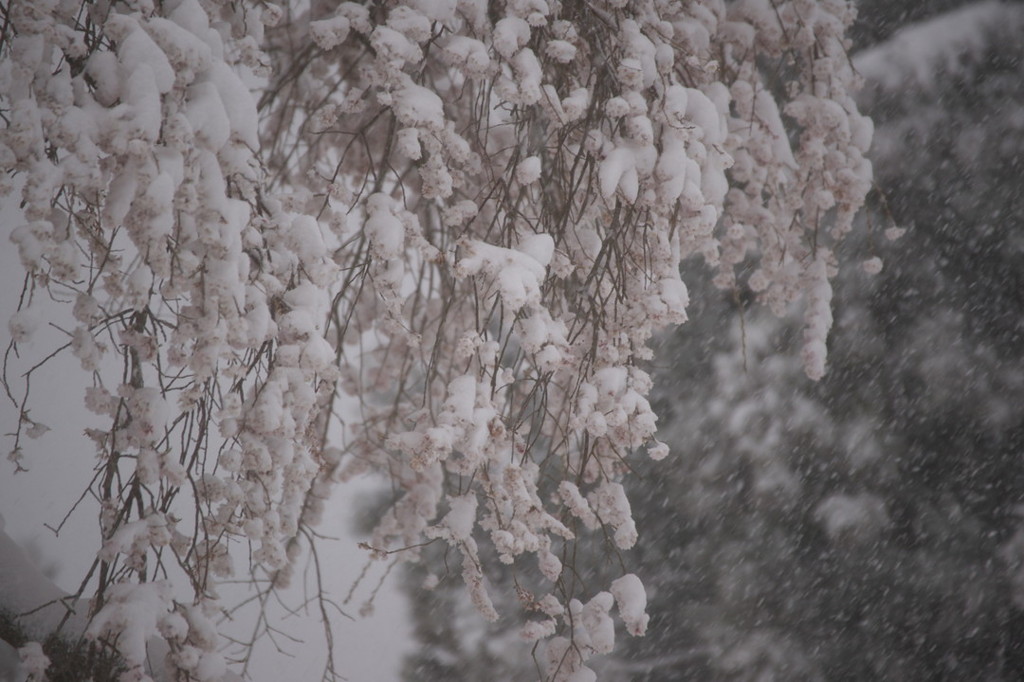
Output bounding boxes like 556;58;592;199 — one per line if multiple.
0;0;872;679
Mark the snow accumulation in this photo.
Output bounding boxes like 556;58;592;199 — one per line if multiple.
610;574;650;637
455;235;553;312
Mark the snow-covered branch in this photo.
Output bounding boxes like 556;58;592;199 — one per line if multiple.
0;0;872;678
